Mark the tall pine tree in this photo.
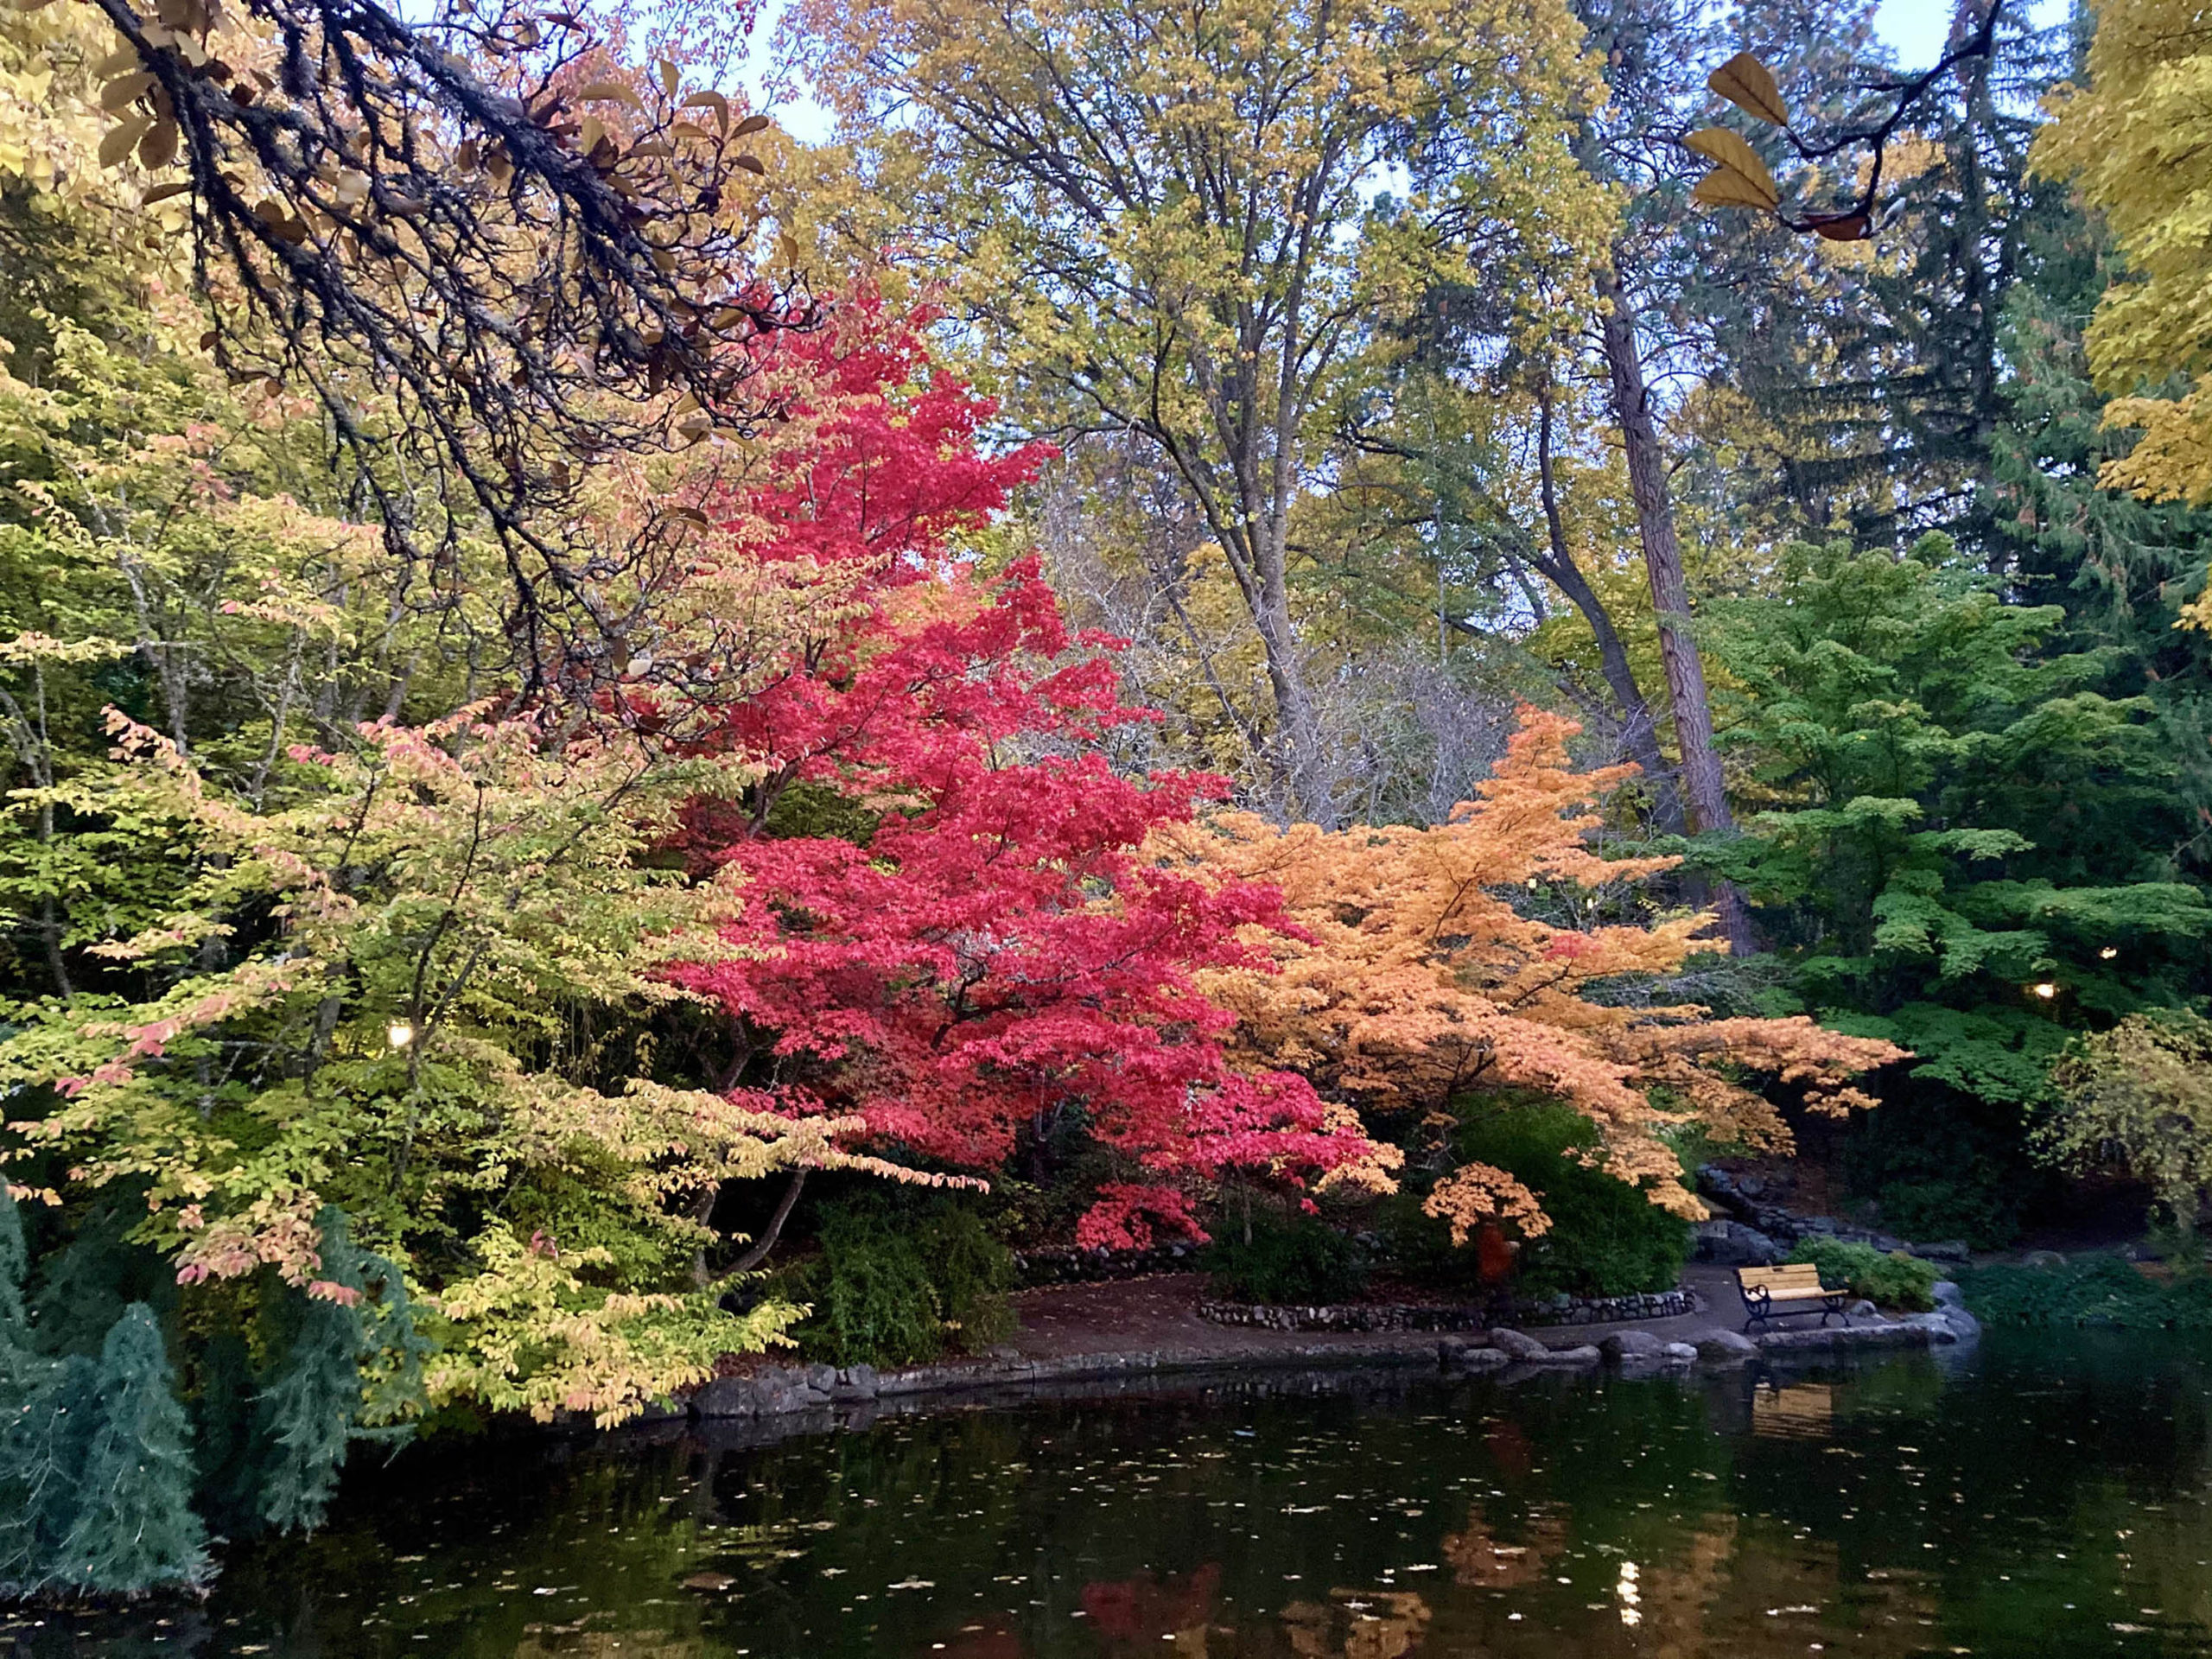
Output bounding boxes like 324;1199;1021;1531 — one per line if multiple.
54;1306;208;1597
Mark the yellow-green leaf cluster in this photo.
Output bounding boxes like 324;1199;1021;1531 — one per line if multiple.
2033;0;2212;505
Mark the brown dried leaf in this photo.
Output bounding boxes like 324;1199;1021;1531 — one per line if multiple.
734;153;766;175
734;112;772;137
681;89;729;130
1807;211;1872;241
99;114;155;168
1691;165;1779;212
1708;51;1789;127
1683;127;1779;205
100;70;155;109
574;79;642;108
138;118;178;169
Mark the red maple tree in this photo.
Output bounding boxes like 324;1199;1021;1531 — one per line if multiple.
664;301;1379;1248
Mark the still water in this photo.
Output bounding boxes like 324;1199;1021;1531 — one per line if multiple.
13;1331;2212;1658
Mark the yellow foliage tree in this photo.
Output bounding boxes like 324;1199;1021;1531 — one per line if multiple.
787;0;1613;823
1153;707;1907;1240
2033;0;2212;507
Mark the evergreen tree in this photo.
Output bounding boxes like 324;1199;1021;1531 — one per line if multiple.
54;1306;208;1598
1709;533;2212;1238
0;1354;99;1598
0;1179;27;1354
250;1209;426;1535
1987;204;2212;860
29;1195;164;1359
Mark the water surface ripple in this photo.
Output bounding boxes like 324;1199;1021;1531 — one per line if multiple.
11;1331;2212;1657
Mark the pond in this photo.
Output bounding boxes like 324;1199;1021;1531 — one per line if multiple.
12;1332;2212;1658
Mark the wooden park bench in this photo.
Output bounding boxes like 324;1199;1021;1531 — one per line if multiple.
1737;1263;1848;1333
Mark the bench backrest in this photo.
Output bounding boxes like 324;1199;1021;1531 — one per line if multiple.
1738;1263;1825;1293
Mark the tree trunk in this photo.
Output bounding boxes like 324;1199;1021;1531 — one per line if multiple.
1251;562;1331;830
731;1166;808;1274
1597;265;1757;954
1533;377;1682;832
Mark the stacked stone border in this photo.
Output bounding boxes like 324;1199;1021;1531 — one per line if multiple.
676;1282;1976;1423
1197;1287;1697;1332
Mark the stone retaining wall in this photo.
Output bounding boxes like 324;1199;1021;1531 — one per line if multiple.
1198;1287;1697;1333
1011;1244;1203;1286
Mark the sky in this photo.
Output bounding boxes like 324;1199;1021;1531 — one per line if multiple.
1873;0;2067;62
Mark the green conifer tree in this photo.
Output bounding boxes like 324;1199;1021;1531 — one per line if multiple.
251;1208;426;1535
54;1305;208;1597
0;1179;28;1355
0;1354;100;1598
1709;532;2212;1241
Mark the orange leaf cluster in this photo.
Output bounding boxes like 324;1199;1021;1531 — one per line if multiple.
1152;707;1908;1234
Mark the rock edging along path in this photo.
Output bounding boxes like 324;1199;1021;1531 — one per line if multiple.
679;1269;1980;1421
1197;1287;1699;1332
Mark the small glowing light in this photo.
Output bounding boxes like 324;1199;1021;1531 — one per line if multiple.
387;1020;415;1048
2031;982;2058;1001
1618;1560;1642;1627
2100;946;2119;960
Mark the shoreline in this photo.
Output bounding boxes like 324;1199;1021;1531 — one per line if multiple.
674;1263;1980;1425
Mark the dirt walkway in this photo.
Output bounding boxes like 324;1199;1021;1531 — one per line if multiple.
684;1262;1967;1424
1005;1262;1893;1363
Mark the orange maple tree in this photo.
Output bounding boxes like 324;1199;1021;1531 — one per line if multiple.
1151;708;1908;1240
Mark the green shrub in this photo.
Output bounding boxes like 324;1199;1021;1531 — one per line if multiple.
1786;1237;1938;1311
1956;1256;2212;1330
1875;1177;2020;1250
922;1203;1016;1353
1205;1210;1367;1304
1370;1189;1486;1291
1842;1100;2035;1249
1452;1099;1690;1299
789;1198;1016;1369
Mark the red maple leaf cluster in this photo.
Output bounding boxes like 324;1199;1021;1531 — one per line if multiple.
664;300;1375;1247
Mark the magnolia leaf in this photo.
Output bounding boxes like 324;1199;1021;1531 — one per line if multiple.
1807;210;1872;241
138;118;179;169
734;153;766;175
656;57;680;95
574;79;642;107
99;70;156;111
99;114;156;168
1708;50;1788;126
144;180;192;204
734;113;772;137
681;90;730;130
94;46;143;74
1692;166;1780;212
776;228;799;267
1684;127;1780;205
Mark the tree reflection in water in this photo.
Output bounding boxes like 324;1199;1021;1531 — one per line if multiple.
29;1337;2212;1659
